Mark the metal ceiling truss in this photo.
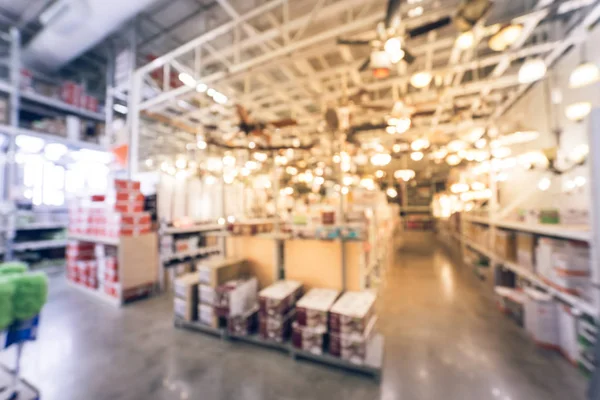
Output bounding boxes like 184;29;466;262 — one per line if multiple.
127;0;600;171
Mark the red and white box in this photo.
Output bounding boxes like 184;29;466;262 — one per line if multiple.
104;281;121;298
259;280;303;317
296;288;340;329
61;81;84;106
120;212;151;225
330;291;377;336
114;179;141;191
116;191;144;203
115;202;144;213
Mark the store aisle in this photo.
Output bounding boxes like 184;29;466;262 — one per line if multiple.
379;233;587;400
0;237;588;400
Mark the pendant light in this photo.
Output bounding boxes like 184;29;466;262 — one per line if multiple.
446;154;461;166
411;138;430;151
456;31;475;50
489;24;523;52
565;101;592;121
410;71;433;89
394;169;416;181
518;58;546;84
410;151;424;161
386;187;398;198
569;44;599;88
384;37;405;64
371;51;391;79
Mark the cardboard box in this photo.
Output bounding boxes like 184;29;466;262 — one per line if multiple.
330;291;377;335
292;323;327;354
259;280;303;316
516;233;535;271
329;316;377;364
494;230;516;261
197;258;247;288
259;309;295;342
174;273;198;321
198;284;215;305
114;179;141;191
558;305;579;365
198;303;219;327
296;288;340;329
524;288;558;348
174;297;193;321
228;306;259;336
214;278;258;317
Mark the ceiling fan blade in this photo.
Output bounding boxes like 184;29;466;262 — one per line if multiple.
407;16;452;38
403;48;416;65
385;0;402;30
337;38;371;46
358;57;370;72
270;118;297;128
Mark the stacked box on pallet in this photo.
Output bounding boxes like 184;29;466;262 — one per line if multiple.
174;273;199;322
329;291;377;364
259;280;303;342
66;241;94;284
196;258;247;328
536;238;591;298
292;288;340;355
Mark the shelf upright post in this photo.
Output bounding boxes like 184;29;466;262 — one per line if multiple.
104;45;115;148
5;28;21;261
488;155;498;278
587;109;600;317
271;150;283;279
127;71;142;179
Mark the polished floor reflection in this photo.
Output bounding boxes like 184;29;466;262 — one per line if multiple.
0;235;588;399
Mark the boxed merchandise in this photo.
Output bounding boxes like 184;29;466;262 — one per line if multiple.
539;209;560;224
524;288;559;348
61;81;83;106
494;230;516;261
296;288;340;329
330;291;377;335
329;316;377;364
494;287;525;326
558;305;579;365
516;233;535;271
114;179;141;191
259;309;295;342
104;281;120;298
198;303;219;327
292;323;327;354
228;305;259;336
197;258;247;288
174;273;199;321
561;209;588;225
259;280;303;316
198;284;215;305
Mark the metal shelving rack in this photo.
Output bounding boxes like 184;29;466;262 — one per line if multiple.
0;28;106;263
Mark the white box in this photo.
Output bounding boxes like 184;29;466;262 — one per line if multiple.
198;285;215;305
174;298;187;318
198;303;215;326
558;305;579;365
66;116;81;141
524;288;559;348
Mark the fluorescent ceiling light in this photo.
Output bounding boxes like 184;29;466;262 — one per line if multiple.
113;104;128;114
394;169;415;181
178;72;196;88
410;151;424;161
446;154;461;166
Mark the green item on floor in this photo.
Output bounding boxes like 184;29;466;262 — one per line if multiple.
11;272;48;321
0;277;15;330
0;261;28;275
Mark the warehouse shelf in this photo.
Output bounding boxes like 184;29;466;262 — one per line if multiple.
461;236;597;316
174;317;382;379
67;234;120;246
12;239;67;251
462;215;590;242
161;246;221;262
0;125;106;151
0;80;104;122
163;224;223;235
67;281;122;307
16;222;67;231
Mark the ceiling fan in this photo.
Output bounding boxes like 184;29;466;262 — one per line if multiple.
236;104;297;142
337;0;491;75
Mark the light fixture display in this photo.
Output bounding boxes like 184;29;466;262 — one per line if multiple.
386;187;398;198
450;182;469;193
569;62;600;88
371;51;392;78
575;176;587;187
222;154;236;167
371;153;392;166
175;157;187;170
178;72;196;87
491;147;511;159
341;186;349;195
360;177;376;190
386;125;397;134
248;141;256;149
471;182;486;191
197;138;207;149
495;130;540;146
411;138;430;151
254;152;268;162
518;58;546;84
410;151;424;161
570;144;589;163
245;160;259;170
282;187;294;195
565;101;592;121
447;140;468;152
475;138;487;149
489;24;523;51
375;170;385;178
456;31;475;50
286;166;298;175
410;71;433;88
314;176;325;186
384;37;405;63
394;169;416;181
196;83;207;92
432;148;448;160
275;155;288;165
538;177;551;191
394;117;412;134
446;154;461;166
343;175;355;186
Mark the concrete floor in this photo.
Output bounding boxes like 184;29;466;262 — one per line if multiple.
0;234;588;399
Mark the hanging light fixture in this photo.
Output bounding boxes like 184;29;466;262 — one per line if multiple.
411;138;430;151
386;126;397;134
375;170;385;178
489;24;523;51
446;154;461;166
431;148;448;161
384;37;405;64
450;182;469;193
491;147;512;159
275;155;288;165
394;117;412;134
538;177;551;191
410;71;433;88
570;62;600;88
565;101;592;121
471;182;486;191
393;143;408;153
386;187;398;198
394;169;416;181
360;177;376;190
371;153;392;166
475;138;487;149
518;58;546;84
410;151;424;161
456;31;475;50
371;51;392;79
447;140;468;152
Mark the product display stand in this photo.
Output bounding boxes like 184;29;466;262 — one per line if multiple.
173;317;383;380
0;316;41;400
67;233;158;306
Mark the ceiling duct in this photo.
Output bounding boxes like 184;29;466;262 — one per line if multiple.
23;0;159;72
